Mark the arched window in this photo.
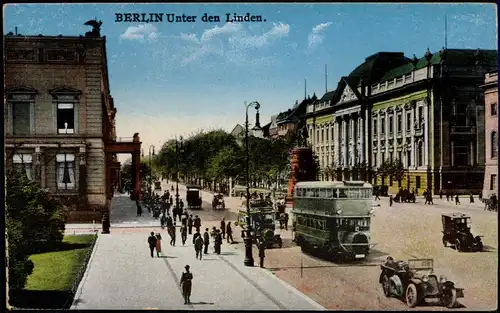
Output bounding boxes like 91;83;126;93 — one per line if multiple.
491;131;498;159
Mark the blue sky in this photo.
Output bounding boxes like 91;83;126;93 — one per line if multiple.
4;3;498;155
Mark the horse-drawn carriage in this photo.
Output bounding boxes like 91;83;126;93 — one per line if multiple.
212;193;225;210
186;185;202;210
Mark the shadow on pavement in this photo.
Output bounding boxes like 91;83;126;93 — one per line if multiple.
421;299;467;309
481;245;496;252
190;301;215;305
159;255;178;259
219;251;237;256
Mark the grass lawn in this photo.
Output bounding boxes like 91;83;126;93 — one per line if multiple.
25;234;96;291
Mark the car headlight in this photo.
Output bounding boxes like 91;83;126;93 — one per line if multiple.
422;275;429;282
369;209;375;215
336;210;342;215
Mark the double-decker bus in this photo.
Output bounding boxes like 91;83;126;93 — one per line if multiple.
292;181;375;261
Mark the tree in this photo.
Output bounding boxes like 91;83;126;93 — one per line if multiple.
377;159;407;186
6;169;66;290
120;159;153;192
390;159;407;186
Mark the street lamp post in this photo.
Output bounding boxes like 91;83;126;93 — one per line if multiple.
149;145;155;199
244;100;262;267
175;137;184;211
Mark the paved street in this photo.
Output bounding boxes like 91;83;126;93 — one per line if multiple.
69;182;497;310
70;182;324;310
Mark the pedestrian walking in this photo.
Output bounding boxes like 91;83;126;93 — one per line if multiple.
446;193;450;201
188;215;193;235
479;191;482;202
214;229;222;254
374;190;380;200
220;218;226;239
455;194;460;205
155;233;162;257
147;232;157;258
194;235;204;260
181;212;187;227
258;239;266;268
180;265;193;305
166;213;173;228
470;193;474;203
192;230;201;245
181;224;188;246
168;226;176;246
389;195;393;207
160;213;167;230
203;228;210;254
136;200;143;217
193;215;201;233
284;212;289;231
279;212;284;229
439;190;443;200
226;222;234;244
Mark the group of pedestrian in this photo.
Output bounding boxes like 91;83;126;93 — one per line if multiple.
147;232;163;257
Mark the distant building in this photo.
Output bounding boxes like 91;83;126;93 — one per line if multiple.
4;30;142;223
268;115;279;138
481;72;498;198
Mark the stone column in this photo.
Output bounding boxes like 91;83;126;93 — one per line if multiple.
424;103;429;166
34;147;41;183
342;116;348;167
385;110;389;158
132;151;141;200
79;146;87;200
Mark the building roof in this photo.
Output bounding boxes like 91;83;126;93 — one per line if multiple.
319;90;336;103
276;96;316;124
346;52;409;87
380;49;498;83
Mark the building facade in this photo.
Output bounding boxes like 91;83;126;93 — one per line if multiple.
4;31;141;224
369;49;497;194
306;90;335;179
481;72;498;198
306;49;497;194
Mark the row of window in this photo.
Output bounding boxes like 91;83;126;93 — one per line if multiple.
373;107;424;136
373;147;424;168
11;102;76;135
491;131;498;159
295;188;372;199
295;215;371;231
12;153;76;190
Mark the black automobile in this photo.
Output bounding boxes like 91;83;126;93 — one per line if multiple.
379;258;464;308
186;184;202;210
441;213;483;252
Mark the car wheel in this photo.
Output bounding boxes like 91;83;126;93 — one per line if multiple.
441;287;457;308
405;283;419;308
381;275;391;297
455;239;462;252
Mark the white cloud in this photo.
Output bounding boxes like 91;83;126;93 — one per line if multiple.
175;22;290;65
307;22;332;51
121;24;158;41
115;113;243;162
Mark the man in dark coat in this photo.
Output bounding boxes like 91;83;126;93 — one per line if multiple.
188;215;194;235
192;230;201;245
136;200;143;217
258;239;266;268
203;228;210;254
214;229;223;254
181;225;188;245
194;235;204;260
284;212;289;231
220;218;226;239
147;232;157;258
193;215;201;233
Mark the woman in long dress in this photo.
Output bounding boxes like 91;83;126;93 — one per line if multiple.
155;233;162;257
180;265;193;304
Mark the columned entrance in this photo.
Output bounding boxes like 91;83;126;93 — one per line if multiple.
104;133;142;233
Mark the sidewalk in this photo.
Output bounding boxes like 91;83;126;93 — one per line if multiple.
71;232;324;310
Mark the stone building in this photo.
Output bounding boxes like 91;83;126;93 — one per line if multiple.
306;49;497;194
481;72;498;198
4;29;141;225
306;90;335;179
370;49;497;194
